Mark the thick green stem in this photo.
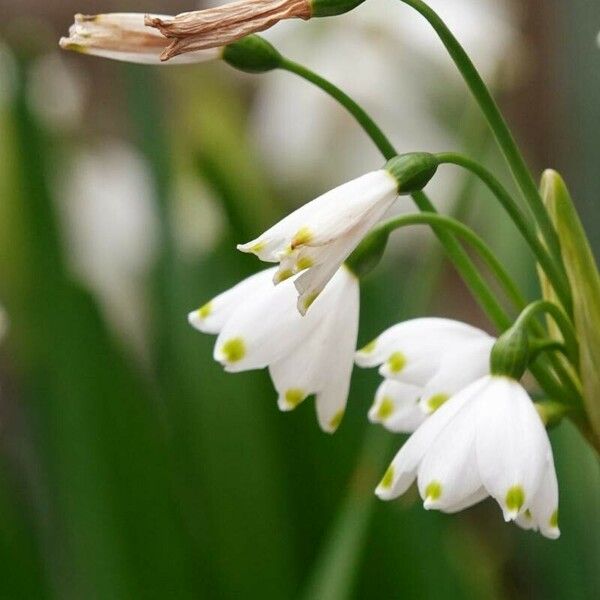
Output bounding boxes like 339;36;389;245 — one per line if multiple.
374;213;525;310
398;0;564;270
435;152;572;313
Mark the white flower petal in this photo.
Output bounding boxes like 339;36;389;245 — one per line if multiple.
419;336;495;413
417;395;482;512
375;377;486;500
314;268;360;433
188;267;276;334
213;276;319;372
268;268;358;419
524;454;560;539
442;486;488;514
368;379;424;433
475;376;550;521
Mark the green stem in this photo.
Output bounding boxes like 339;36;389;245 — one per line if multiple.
375;213;525;310
435;152;572;313
280;58;397;160
398;0;564;269
514;300;579;368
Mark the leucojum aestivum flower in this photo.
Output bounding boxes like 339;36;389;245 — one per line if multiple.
61;0;600;541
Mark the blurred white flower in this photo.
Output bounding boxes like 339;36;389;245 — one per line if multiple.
376;374;560;539
251;0;520;188
355;318;495;415
60;13;221;65
189;265;359;432
238;169;398;313
27;52;86;132
57;140;159;355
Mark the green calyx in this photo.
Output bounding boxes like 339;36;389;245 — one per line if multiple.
222;35;282;73
385;153;439;195
310;0;366;18
490;326;530;380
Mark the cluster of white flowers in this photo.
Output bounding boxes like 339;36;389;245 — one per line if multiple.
59;1;562;540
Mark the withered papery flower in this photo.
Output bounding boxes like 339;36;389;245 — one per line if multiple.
145;0;312;61
59;13;221;65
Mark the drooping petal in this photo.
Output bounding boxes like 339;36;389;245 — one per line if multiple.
188;267;276;334
368;379;424;433
213;275;320;372
516;454;560;539
417;395;482;512
268;267;357;419
314;268;360;433
375;377;486;500
475;376;550;522
419;336;495;413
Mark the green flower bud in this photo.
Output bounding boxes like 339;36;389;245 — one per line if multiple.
222;35;282;73
310;0;366;18
490;326;530;380
385;153;439;195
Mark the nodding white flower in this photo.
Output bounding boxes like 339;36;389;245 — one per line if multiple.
355;318;495;416
59;13;221;65
238;170;398;315
376;375;560;539
188;265;359;433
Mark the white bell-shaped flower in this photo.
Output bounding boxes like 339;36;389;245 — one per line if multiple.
188;265;359;433
355;318;495;415
59;13;221;65
237;170;398;315
376;375;559;539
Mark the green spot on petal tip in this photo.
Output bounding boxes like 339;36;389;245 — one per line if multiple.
505;485;525;514
275;269;293;283
303;291;319;311
284;388;305;409
221;338;246;363
549;509;559;529
292;226;313;248
427;393;449;412
376;397;395;420
380;465;394;490
360;339;377;354
198;301;212;319
329;410;344;431
387;352;406;374
425;481;442;502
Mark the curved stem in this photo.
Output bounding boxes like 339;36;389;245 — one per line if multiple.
280;58;397;160
435;152;572;313
514;300;579;368
398;0;564;269
377;212;525;310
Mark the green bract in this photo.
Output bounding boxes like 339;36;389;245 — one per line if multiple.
541;170;600;438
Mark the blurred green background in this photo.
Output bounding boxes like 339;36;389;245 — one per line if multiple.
0;1;599;598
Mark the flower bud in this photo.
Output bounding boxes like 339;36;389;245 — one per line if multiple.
490;326;530;380
385;153;439;195
222;35;282;73
310;0;367;18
